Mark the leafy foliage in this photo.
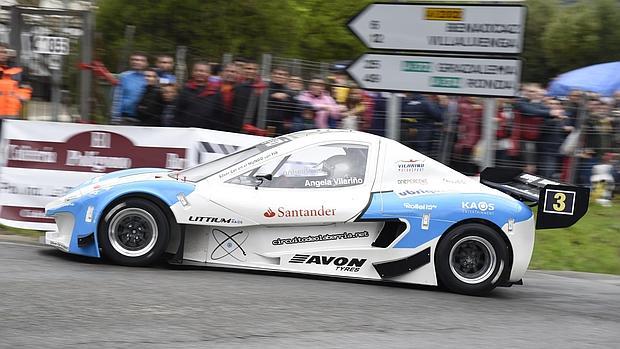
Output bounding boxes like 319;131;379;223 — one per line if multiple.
521;0;559;83
96;0;372;68
96;0;620;83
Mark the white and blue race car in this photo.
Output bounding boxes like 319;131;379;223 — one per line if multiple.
45;129;589;295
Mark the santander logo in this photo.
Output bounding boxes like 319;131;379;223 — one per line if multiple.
263;206;336;218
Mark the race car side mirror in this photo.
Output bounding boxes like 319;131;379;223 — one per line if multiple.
254;174;273;190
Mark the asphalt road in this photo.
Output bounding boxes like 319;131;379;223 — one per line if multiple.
1;241;619;349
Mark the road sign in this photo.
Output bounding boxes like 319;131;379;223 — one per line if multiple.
348;3;526;54
33;36;70;55
347;53;521;97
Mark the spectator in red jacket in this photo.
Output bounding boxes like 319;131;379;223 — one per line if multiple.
495;98;518;168
513;83;557;174
452;97;482;175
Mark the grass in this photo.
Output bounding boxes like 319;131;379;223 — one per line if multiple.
530;198;620;275
2;199;619;275
0;224;44;239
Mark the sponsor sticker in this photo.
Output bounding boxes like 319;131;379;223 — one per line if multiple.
403;203;437;211
85;205;94;223
260;137;291;148
542;189;575;215
283;167;322;177
264;206;336;218
421;214;431;230
218;150;278;179
396;178;428;185
519;173;560;187
442;177;468;185
189;216;243;224
461;201;495;215
396;159;426;173
272;231;369;246
288;254;367;273
210;228;249;262
396;189;441;198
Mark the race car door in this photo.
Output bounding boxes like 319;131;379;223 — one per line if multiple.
209;140;379;225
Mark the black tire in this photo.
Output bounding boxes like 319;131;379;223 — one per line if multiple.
435;223;508;296
98;198;170;266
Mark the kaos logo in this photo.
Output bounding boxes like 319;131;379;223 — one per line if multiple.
396;159;425;173
462;201;495;215
264;206;336;218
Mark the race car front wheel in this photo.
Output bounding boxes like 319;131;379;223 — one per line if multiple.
98;198;170;266
435;223;508;296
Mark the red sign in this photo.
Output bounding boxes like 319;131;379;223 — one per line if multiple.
7;131;186;173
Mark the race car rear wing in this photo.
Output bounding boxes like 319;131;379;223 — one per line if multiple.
480;167;589;229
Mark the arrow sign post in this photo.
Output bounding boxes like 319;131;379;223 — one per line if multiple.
348;53;521;97
348;3;526;54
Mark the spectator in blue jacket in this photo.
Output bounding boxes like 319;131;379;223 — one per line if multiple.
400;93;443;156
155;54;176;85
111;52;148;124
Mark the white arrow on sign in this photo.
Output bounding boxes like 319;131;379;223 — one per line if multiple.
347;53;521;97
347;3;526;54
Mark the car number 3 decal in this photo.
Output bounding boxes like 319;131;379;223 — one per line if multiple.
552;192;566;211
543;189;575;215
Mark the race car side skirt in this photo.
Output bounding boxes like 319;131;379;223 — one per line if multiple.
373;247;431;278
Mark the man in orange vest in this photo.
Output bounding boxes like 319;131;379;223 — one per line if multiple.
0;42;31;137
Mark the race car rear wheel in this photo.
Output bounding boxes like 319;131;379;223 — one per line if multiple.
435;223;507;296
98;198;170;266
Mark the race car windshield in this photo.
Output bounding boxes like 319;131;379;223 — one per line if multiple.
172;146;261;182
172;136;293;182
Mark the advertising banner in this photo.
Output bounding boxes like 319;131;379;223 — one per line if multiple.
0;120;264;230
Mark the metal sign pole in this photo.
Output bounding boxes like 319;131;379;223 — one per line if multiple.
256;53;271;130
438;96;458;164
80;10;93;121
386;93;401;141
482;98;497;170
175;46;187;85
50;55;62;121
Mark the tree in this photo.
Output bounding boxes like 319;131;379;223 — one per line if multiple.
521;0;559;83
542;0;620;79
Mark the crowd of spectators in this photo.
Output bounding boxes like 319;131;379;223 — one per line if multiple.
0;50;582;192
107;52;620;190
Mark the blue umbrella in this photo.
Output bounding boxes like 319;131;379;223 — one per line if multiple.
547;61;620;97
